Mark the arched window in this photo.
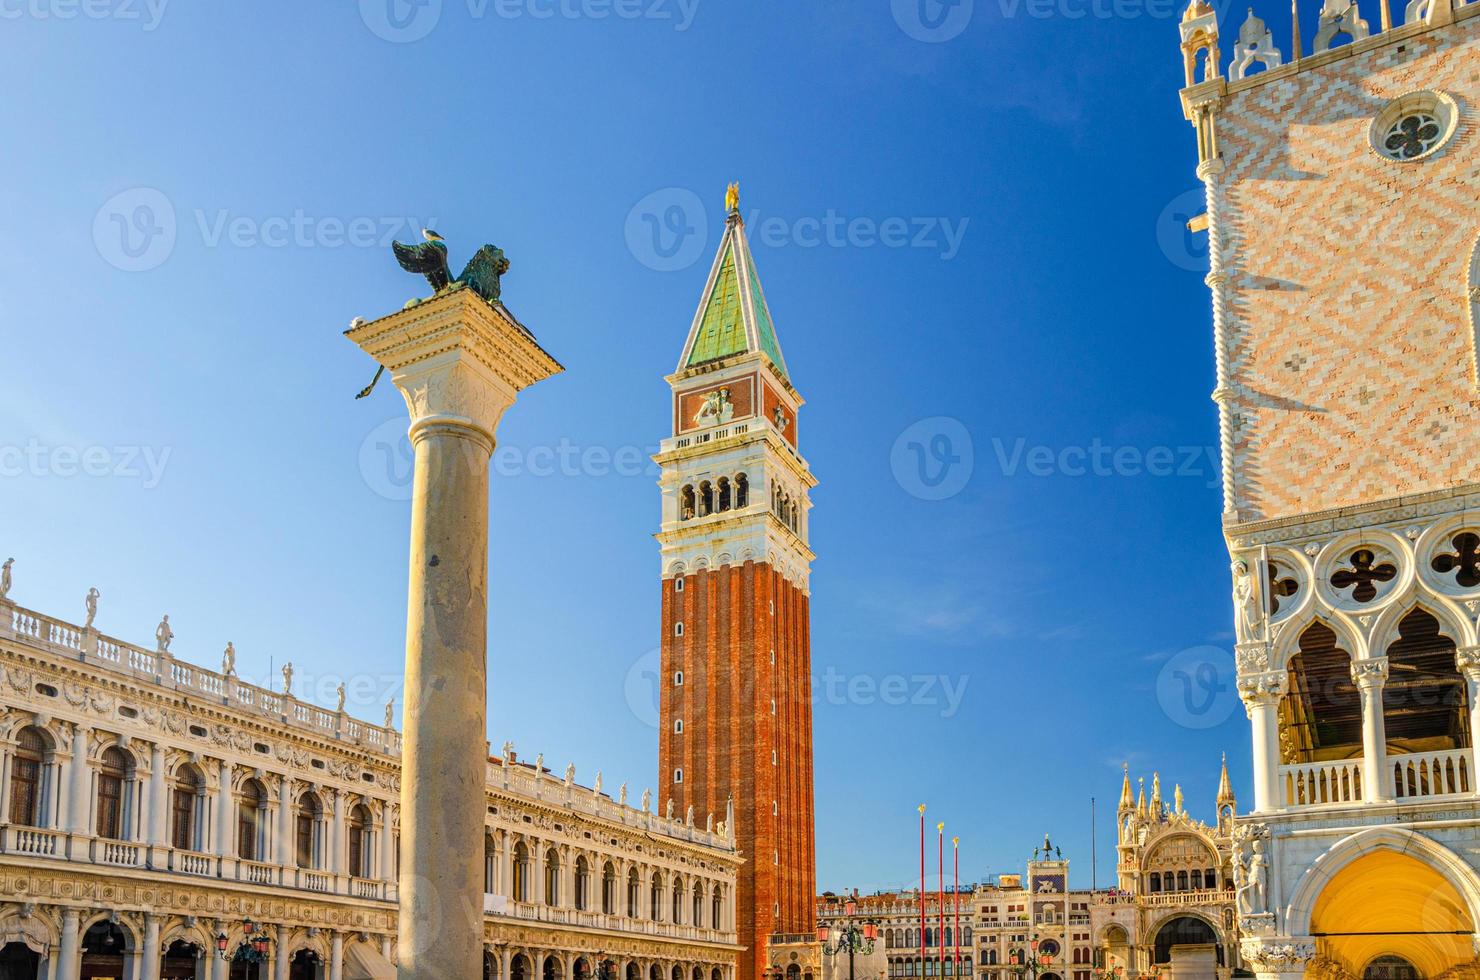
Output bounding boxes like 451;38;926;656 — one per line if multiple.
1176;870;1189;891
545;847;561;906
512;841;530;902
485;835;498;894
602;861;616;914
238;779;266;861
693;882;704;925
627;867;640;917
1190;869;1203;890
96;747;132;840
717;477;731;512
712;886;722;928
1148;872;1161;893
348;803;371;878
294;790;320;868
698;481;713;517
671;876;684;924
8;727;51;827
735;474;749;508
172;764;203;851
680;485;696;521
575;855;590;911
650;872;664;922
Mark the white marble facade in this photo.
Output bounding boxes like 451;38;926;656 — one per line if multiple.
0;587;740;980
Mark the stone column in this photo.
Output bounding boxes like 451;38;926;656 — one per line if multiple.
331;789;346;875
57;908;82;979
277;776;294;865
1458;648;1480;784
67;723;93;834
149;742;168;846
142;913;162;980
331;932;345;980
532;845;547;907
274;927;291;980
380;801;397;883
1239;673;1286;812
215;760;233;858
347;286;562;980
1353;657;1392;802
1242;938;1315;980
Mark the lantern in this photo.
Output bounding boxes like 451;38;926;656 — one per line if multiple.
864;923;878;942
216;932;228;957
817;926;831;943
845;900;857;918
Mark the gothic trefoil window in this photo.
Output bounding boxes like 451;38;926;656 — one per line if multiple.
1383;112;1443;159
1432;532;1480;588
1267;562;1298;613
1331;548;1397;602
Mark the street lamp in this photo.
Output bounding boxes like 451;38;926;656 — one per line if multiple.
819;900;879;980
1007;937;1054;980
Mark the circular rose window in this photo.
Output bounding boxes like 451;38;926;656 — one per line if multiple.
1370;91;1460;162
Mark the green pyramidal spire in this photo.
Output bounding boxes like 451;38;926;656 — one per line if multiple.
679;186;790;383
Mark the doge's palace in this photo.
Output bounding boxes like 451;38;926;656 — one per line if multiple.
0;571;741;980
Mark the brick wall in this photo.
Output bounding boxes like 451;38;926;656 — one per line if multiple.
660;560;817;980
1213;19;1480;523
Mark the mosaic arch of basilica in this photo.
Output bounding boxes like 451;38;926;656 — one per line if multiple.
1178;0;1480;973
0;581;741;980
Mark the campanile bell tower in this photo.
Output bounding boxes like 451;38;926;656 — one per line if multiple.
655;185;817;980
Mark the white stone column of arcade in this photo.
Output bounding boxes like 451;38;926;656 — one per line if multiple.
1239;672;1286;813
1352;657;1391;802
347;286;561;980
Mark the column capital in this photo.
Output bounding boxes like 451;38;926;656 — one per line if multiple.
346;288;563;442
1239;670;1287;708
1351;657;1390;688
1457;645;1480;676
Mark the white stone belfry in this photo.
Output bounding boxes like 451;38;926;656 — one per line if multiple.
346;286;562;980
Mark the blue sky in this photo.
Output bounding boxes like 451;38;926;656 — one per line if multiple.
1;0;1249;891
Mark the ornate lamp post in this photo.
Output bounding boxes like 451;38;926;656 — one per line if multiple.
1007;937;1054;980
818;899;879;980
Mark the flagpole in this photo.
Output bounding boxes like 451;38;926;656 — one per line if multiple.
952;836;961;980
937;822;945;980
918;805;927;980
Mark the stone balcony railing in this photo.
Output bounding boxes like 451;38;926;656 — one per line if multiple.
0;825;397;902
1279;746;1475;810
1;601;401;756
493;899;732;945
484;760;735;853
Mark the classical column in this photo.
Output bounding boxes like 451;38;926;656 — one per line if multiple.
1239;673;1286;812
1352;657;1392;802
532;844;547;906
57;908;82;979
142;913;162;980
331;789;346;875
215;760;233;858
67;722;93;834
1241;938;1315;980
148;742;167;846
274;927;290;980
277;777;293;866
380;801;397;883
330;932;345;980
1458;647;1480;781
347;285;561;980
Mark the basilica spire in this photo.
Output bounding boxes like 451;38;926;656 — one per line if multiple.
1118;764;1134;812
1217;752;1236;807
676;183;791;386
